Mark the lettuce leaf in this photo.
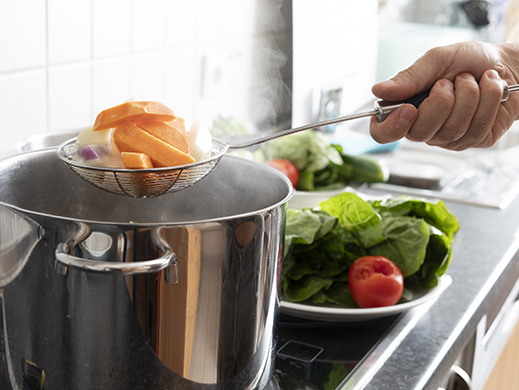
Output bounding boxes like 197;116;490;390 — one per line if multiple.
283;275;334;302
404;226;452;289
319;192;385;248
312;282;358;307
284;209;337;251
367;216;430;277
368;196;459;238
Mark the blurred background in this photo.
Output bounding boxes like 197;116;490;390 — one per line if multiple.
1;0;519;157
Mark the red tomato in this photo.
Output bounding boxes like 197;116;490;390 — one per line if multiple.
347;256;404;308
265;159;300;188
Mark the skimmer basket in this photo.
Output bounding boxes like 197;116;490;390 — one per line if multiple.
57;138;228;198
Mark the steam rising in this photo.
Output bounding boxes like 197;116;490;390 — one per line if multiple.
250;0;292;132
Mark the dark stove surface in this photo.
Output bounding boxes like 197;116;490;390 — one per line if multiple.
268;313;400;390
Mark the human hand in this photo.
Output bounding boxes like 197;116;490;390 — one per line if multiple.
369;41;519;151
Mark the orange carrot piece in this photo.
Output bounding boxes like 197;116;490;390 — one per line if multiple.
93;101;176;131
121;152;154;169
137;120;190;155
114;122;195;167
169;117;187;137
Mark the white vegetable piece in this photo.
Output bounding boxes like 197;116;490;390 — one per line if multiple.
76;125;113;148
188;119;213;161
75;125;123;168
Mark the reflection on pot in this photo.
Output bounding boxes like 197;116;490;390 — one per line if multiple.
0;206;42;287
80;231;113;258
126;215;278;386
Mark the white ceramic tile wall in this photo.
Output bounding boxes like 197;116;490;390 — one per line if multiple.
93;0;132;59
48;0;92;65
48;63;92;130
0;0;291;157
0;70;47;150
0;1;46;73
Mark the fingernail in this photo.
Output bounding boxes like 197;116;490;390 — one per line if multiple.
458;72;475;80
398;106;417;125
375;79;395;88
439;79;454;91
488;69;501;80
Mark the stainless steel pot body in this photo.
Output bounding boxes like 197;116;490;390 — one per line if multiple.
0;150;293;390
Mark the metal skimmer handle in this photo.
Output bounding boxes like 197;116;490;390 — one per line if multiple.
502;80;519;101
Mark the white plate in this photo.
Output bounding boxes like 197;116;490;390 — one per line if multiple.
287;186;357;210
280;274;452;322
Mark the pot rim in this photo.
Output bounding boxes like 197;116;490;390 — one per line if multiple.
0;150;295;227
0;189;295;227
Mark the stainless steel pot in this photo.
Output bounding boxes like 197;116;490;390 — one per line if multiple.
16;130;80;152
0;149;293;390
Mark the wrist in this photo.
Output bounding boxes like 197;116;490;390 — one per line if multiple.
497;42;519;84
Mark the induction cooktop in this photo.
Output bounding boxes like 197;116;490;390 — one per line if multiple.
266;313;399;390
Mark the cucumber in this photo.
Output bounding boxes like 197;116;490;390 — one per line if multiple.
341;154;388;183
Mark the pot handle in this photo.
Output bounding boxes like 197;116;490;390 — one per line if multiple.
55;226;179;284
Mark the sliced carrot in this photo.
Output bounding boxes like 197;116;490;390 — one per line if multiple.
114;122;195;167
169;117;187;137
121;152;155;169
93;101;176;131
136;120;190;155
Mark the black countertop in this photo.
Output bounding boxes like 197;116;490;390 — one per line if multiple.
272;185;519;390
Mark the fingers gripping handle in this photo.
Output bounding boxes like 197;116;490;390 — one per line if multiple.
373;80;514;122
373;89;431;122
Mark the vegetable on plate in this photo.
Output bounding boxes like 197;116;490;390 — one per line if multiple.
282;192;459;308
347;256;404;308
260;130;388;191
265;158;300;187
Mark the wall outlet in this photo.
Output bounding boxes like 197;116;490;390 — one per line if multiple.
201;53;227;99
200;49;246;99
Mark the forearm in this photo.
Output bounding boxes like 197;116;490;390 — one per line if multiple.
497;42;519;80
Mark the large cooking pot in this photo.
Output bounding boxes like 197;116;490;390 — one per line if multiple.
0;149;293;390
